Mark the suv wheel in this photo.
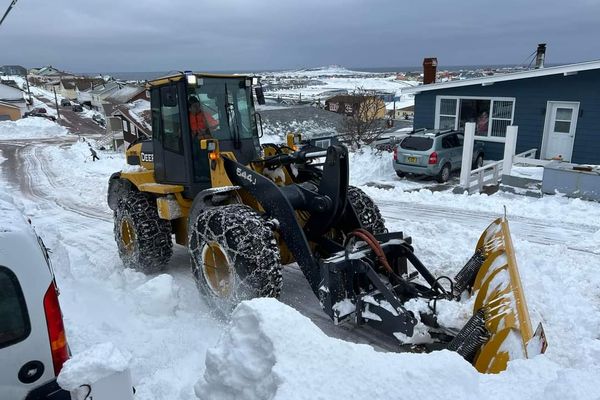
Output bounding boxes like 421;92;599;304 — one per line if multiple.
396;171;406;178
437;163;451;183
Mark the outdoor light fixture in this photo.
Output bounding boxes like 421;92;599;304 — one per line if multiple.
186;74;197;86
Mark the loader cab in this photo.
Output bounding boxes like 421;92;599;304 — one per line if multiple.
149;73;262;195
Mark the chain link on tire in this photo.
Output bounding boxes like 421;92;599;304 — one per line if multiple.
189;204;282;316
113;191;172;273
347;186;387;234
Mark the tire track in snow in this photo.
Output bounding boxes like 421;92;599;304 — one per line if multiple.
377;199;600;255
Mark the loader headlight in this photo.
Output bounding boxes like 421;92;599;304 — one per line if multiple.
186;74;197;86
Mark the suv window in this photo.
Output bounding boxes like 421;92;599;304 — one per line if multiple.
442;134;461;149
400;136;433;151
0;267;30;348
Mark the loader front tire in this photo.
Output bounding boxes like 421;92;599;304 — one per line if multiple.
189;204;282;316
348;186;387;234
114;191;173;273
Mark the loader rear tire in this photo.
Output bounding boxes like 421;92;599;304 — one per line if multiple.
114;191;173;273
189;204;282;316
348;186;387;234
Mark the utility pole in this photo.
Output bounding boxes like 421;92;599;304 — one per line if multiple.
53;87;61;122
25;71;32;104
0;0;18;29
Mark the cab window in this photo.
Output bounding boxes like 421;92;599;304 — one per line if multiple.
0;266;30;348
160;85;183;153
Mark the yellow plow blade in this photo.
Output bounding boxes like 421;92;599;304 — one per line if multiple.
468;217;547;373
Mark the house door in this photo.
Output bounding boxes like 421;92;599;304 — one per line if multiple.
543;101;579;161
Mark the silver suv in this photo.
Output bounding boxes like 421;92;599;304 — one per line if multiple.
393;129;484;183
0;201;71;399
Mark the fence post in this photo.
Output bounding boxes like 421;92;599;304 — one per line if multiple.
459;122;476;189
502;125;518;176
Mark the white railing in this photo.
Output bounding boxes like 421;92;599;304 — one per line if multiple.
459;123;541;193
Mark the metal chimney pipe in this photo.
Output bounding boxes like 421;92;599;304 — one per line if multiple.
535;43;546;69
423;58;437;84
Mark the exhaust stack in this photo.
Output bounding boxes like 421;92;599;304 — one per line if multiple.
535;43;546;69
423;57;437;84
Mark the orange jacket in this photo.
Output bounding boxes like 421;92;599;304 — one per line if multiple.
190;111;218;134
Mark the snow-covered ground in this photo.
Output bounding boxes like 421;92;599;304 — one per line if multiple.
262;66;417;105
0;117;70;140
1;117;599;399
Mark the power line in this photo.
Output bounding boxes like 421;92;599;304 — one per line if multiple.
0;0;19;29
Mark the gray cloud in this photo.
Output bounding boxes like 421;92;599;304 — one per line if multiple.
1;0;598;72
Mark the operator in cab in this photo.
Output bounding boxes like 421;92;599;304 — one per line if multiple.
189;95;218;139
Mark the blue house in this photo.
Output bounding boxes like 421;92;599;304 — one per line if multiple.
401;60;600;164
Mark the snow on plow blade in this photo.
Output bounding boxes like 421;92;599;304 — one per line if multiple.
454;217;547;373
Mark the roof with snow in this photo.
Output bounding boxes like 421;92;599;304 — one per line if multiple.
401;59;600;94
105;85;146;104
61;78;105;91
112;99;151;136
0;82;24;101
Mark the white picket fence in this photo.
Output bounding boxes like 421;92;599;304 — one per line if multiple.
459;123;542;193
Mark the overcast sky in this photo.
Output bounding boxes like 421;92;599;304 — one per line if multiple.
1;0;599;73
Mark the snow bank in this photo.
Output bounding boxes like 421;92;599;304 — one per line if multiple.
510;166;544;181
57;342;131;391
197;298;480;400
348;147;431;191
361;184;600;227
0;117;69;140
197;298;600;400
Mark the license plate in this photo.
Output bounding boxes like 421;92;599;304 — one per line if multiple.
407;156;417;163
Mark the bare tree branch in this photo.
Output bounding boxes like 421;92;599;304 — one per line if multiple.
339;87;387;149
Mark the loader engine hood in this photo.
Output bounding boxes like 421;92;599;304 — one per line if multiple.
125;140;154;170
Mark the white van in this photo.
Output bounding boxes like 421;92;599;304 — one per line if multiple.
0;201;71;399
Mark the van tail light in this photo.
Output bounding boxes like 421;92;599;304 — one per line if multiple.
393;147;398;161
428;151;438;165
43;282;69;376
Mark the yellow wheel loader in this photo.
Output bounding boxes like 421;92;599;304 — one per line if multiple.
107;72;546;373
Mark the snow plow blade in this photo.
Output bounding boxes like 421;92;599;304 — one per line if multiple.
456;217;547;373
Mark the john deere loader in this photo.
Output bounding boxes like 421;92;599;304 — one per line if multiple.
107;72;546;373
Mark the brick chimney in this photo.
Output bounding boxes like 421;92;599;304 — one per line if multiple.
423;58;437;84
535;43;546;69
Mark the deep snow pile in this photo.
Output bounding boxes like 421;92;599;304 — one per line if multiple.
197;298;600;400
0;117;69;140
348;147;429;191
57;342;131;391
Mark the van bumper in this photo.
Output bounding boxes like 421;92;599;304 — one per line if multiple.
25;379;71;400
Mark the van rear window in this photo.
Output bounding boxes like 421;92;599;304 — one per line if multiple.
0;267;30;348
400;136;433;151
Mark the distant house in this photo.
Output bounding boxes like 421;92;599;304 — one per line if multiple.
58;78;104;101
102;85;147;116
0;101;21;121
324;94;386;120
402;60;600;164
0;82;26;113
110;99;151;147
0;65;27;76
90;81;122;112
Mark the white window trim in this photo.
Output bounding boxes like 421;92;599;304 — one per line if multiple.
434;95;516;143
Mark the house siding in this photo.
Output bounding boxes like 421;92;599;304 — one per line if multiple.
413;69;600;163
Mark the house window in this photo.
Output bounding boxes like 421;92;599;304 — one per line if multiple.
436;96;515;141
122;118;130;133
438;98;457;129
